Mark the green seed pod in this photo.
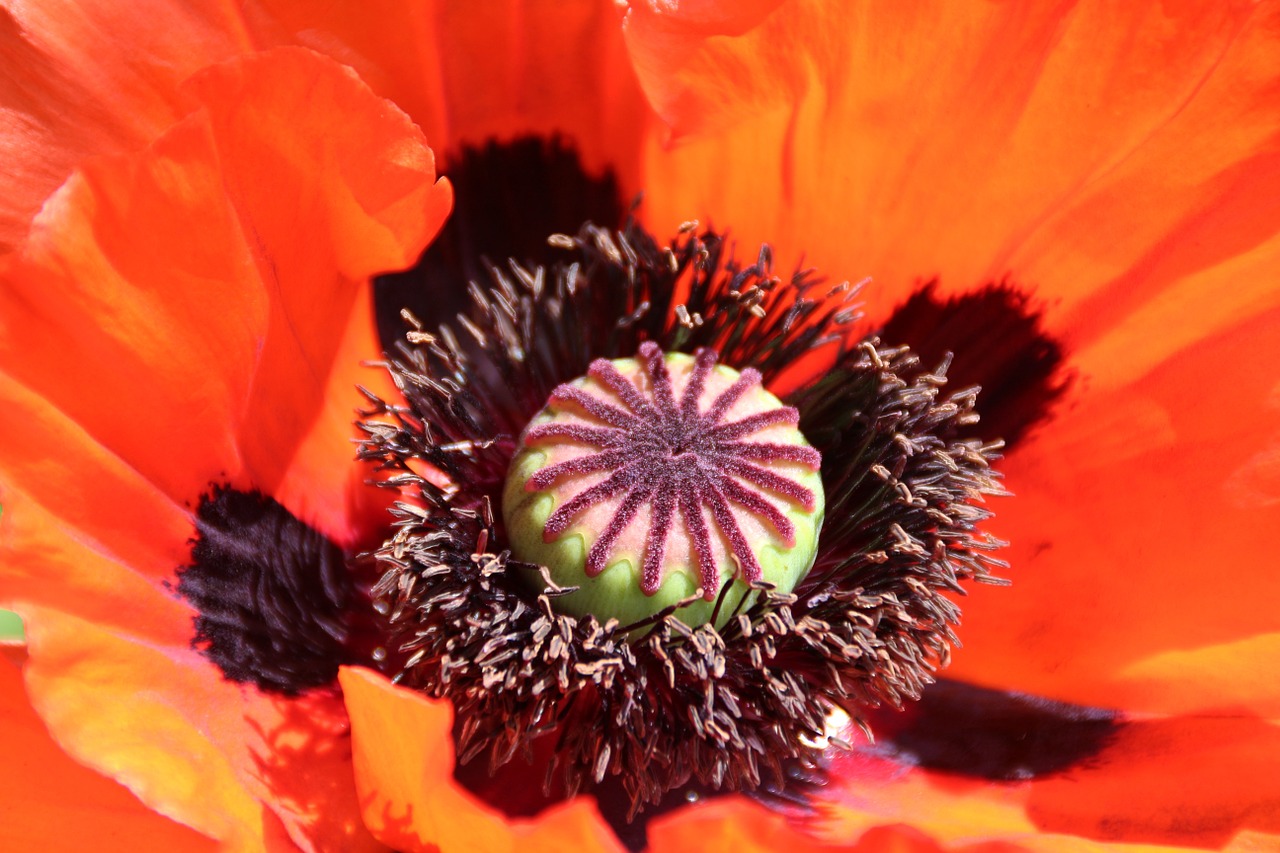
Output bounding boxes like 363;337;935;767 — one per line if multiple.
503;343;824;629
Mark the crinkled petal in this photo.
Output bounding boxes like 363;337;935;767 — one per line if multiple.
0;653;216;852
1026;714;1280;848
0;0;257;252
255;0;652;185
21;607;289;850
649;797;932;853
0;0;647;253
0;46;449;848
339;666;622;853
627;0;1280;330
0;45;449;544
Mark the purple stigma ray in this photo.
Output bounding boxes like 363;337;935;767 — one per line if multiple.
639;342;679;419
586;484;654;576
711;407;801;440
733;442;824;466
642;487;677;594
679;348;718;415
713;475;797;544
588;358;653;415
678;489;719;596
550;385;641;429
705;368;761;422
524;422;619;447
526;449;631;490
544;466;639;538
716;456;818;511
525;345;822;600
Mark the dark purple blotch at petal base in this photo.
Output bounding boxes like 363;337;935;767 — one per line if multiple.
881;280;1069;446
373;135;625;348
864;678;1120;780
175;485;352;695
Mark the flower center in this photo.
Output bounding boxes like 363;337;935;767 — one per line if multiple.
502;342;824;628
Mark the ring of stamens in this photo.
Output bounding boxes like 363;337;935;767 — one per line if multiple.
363;218;1009;812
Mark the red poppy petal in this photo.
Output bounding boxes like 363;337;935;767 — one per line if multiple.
648;796;858;853
623;0;789;135
649;796;1064;853
818;747;1040;848
627;0;1280;722
814;712;1280;852
179;48;450;543
339;666;622;853
0;0;261;253
19;606;390;852
0;443;190;645
19;606;272;848
255;0;652;189
338;666;509;851
1027;715;1280;848
627;1;1280;327
952;302;1280;718
0;45;448;542
0;46;447;848
1111;635;1280;719
0;654;216;852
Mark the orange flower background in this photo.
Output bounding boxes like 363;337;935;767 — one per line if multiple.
1;1;1279;852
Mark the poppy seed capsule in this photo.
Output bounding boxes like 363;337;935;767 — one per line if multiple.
502;344;824;628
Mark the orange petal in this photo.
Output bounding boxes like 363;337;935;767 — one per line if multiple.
627;0;1280;721
0;46;448;543
814;714;1280;852
627;0;1280;332
19;606;272;849
21;606;389;852
255;0;653;188
649;796;1085;853
1025;715;1280;848
339;666;622;853
3;1;648;256
649;796;859;853
0;0;258;253
0;325;205;648
0;653;216;852
951;302;1280;718
0;47;447;848
817;741;1041;848
1113;635;1280;719
623;0;790;136
179;47;450;543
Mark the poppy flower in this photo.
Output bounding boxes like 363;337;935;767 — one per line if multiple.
2;3;1280;853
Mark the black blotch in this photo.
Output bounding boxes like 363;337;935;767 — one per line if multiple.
176;485;351;695
374;135;625;347
865;678;1121;780
880;280;1069;446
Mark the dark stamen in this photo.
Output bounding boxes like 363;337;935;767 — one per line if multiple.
359;217;1008;822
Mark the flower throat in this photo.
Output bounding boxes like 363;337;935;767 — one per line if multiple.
359;211;1011;821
